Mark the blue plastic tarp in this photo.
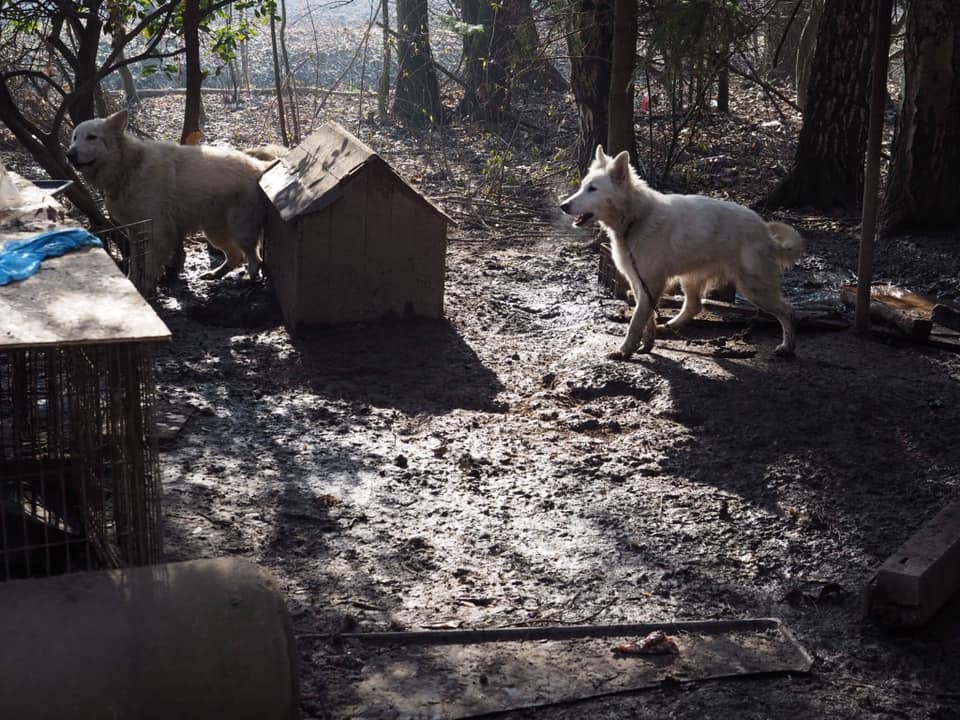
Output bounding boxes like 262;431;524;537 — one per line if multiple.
0;228;103;286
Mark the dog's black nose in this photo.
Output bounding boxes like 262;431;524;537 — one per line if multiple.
66;149;77;164
560;201;570;214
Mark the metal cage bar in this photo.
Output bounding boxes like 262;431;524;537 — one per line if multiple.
0;343;162;581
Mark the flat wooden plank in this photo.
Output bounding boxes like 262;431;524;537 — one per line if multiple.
927;329;960;353
932;301;960;332
866;499;960;627
326;619;812;719
0;245;171;348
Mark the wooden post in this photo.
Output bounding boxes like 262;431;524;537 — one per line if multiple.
855;0;894;332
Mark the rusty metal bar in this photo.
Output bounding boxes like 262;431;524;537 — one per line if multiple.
305;618;790;646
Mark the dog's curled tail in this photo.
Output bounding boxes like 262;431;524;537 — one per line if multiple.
244;144;289;162
766;221;805;269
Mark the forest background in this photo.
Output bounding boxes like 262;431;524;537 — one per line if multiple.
3;2;960;719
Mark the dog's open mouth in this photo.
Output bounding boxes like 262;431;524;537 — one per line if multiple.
573;212;594;227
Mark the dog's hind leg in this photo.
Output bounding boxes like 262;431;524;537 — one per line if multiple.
235;228;263;282
225;203;265;281
738;280;797;356
200;230;245;279
244;248;262;283
663;274;707;330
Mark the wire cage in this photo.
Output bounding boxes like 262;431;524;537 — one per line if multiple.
0;342;163;581
95;219;155;299
598;243;631;301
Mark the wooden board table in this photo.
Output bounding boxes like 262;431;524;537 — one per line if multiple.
1;167;169;348
0;244;170;349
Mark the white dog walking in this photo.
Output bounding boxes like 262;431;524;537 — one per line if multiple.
561;146;804;358
67;110;272;289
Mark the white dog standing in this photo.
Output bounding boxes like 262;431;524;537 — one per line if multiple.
67;110;271;288
561;146;804;358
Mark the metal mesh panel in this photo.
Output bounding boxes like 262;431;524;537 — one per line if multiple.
0;343;163;580
95;220;155;299
598;243;631;301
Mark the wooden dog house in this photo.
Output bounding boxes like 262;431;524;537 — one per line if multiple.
259;122;450;332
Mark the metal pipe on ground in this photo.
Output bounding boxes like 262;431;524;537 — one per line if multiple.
0;557;300;719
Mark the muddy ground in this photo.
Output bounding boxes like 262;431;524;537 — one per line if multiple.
139;89;960;718
5;81;960;718
157;226;960;720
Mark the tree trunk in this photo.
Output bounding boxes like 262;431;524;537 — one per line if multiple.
240;5;251;90
882;0;960;232
768;0;876;210
856;0;893;332
106;2;139;109
795;0;823;109
565;0;614;173
459;0;511;122
378;0;391;120
511;0;566;93
766;0;809;80
607;0;638;168
393;0;443;126
716;56;729;113
459;0;565;121
279;0;300;145
116;56;140;109
63;1;104;124
180;0;202;144
270;11;289;145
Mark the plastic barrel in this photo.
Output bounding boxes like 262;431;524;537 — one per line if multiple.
0;557;300;719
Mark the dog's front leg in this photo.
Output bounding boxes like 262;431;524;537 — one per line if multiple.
610;291;656;360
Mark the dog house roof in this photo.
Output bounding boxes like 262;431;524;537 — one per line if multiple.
259;122;451;224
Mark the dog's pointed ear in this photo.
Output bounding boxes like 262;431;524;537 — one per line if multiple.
595;145;608;164
609;150;631;184
106;110;129;132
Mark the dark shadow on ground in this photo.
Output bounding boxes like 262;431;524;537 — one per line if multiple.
640;338;959;550
289;319;506;415
165;270;284;330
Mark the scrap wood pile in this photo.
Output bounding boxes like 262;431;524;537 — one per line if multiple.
839;283;960;351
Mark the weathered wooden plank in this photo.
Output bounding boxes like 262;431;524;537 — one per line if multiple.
865;499;960;627
264;122;374;221
0;173;170;351
0;246;170;348
932;301;960;332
